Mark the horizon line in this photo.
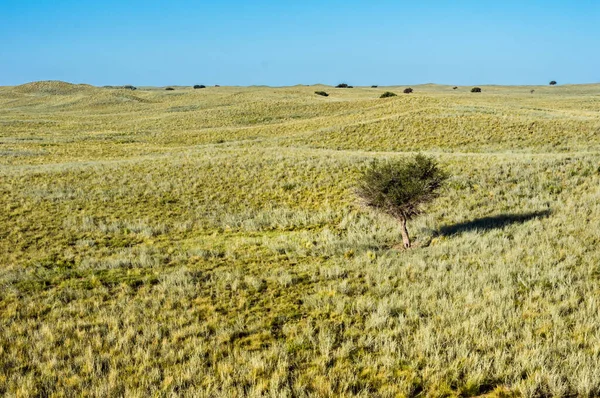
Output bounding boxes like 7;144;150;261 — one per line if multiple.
4;80;600;88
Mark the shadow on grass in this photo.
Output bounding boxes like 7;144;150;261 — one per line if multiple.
436;209;551;237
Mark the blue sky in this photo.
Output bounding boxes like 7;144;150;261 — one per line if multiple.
1;1;598;86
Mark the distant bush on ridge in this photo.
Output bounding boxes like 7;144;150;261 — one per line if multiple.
194;85;206;89
336;83;349;88
549;81;557;86
103;85;136;90
165;87;175;91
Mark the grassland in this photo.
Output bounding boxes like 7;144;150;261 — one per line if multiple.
1;80;600;397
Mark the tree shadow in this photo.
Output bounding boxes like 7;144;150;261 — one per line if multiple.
436;209;551;237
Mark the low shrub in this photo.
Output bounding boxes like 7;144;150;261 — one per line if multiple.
104;85;137;90
165;87;175;91
471;87;482;93
380;91;397;98
356;154;449;248
194;85;206;89
315;91;329;97
453;86;458;90
336;83;349;88
371;85;378;88
550;81;557;86
404;88;413;94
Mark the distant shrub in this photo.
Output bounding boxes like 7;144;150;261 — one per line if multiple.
348;86;354;88
165;87;175;91
194;85;206;89
215;85;221;87
336;83;349;88
471;87;482;93
315;91;329;97
403;88;413;94
104;85;137;90
549;81;557;86
453;86;458;90
371;85;378;88
530;89;535;94
380;91;397;98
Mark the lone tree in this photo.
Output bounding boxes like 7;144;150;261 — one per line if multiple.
356;154;449;248
549;81;557;86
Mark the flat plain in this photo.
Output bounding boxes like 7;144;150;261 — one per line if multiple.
1;81;600;397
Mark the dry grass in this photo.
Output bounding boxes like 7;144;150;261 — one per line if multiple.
1;81;600;396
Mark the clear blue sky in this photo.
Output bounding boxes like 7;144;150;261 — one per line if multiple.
1;1;598;86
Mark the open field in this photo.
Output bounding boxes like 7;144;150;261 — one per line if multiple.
2;81;600;397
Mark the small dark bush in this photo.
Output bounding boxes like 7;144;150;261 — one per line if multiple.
453;86;458;90
165;87;175;91
194;85;206;89
371;85;378;88
315;91;329;97
348;86;354;88
530;89;535;94
380;91;397;98
471;87;482;93
215;85;221;87
124;85;137;90
549;81;557;86
404;88;413;94
336;83;349;88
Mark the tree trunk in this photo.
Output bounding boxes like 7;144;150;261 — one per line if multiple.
399;216;411;249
